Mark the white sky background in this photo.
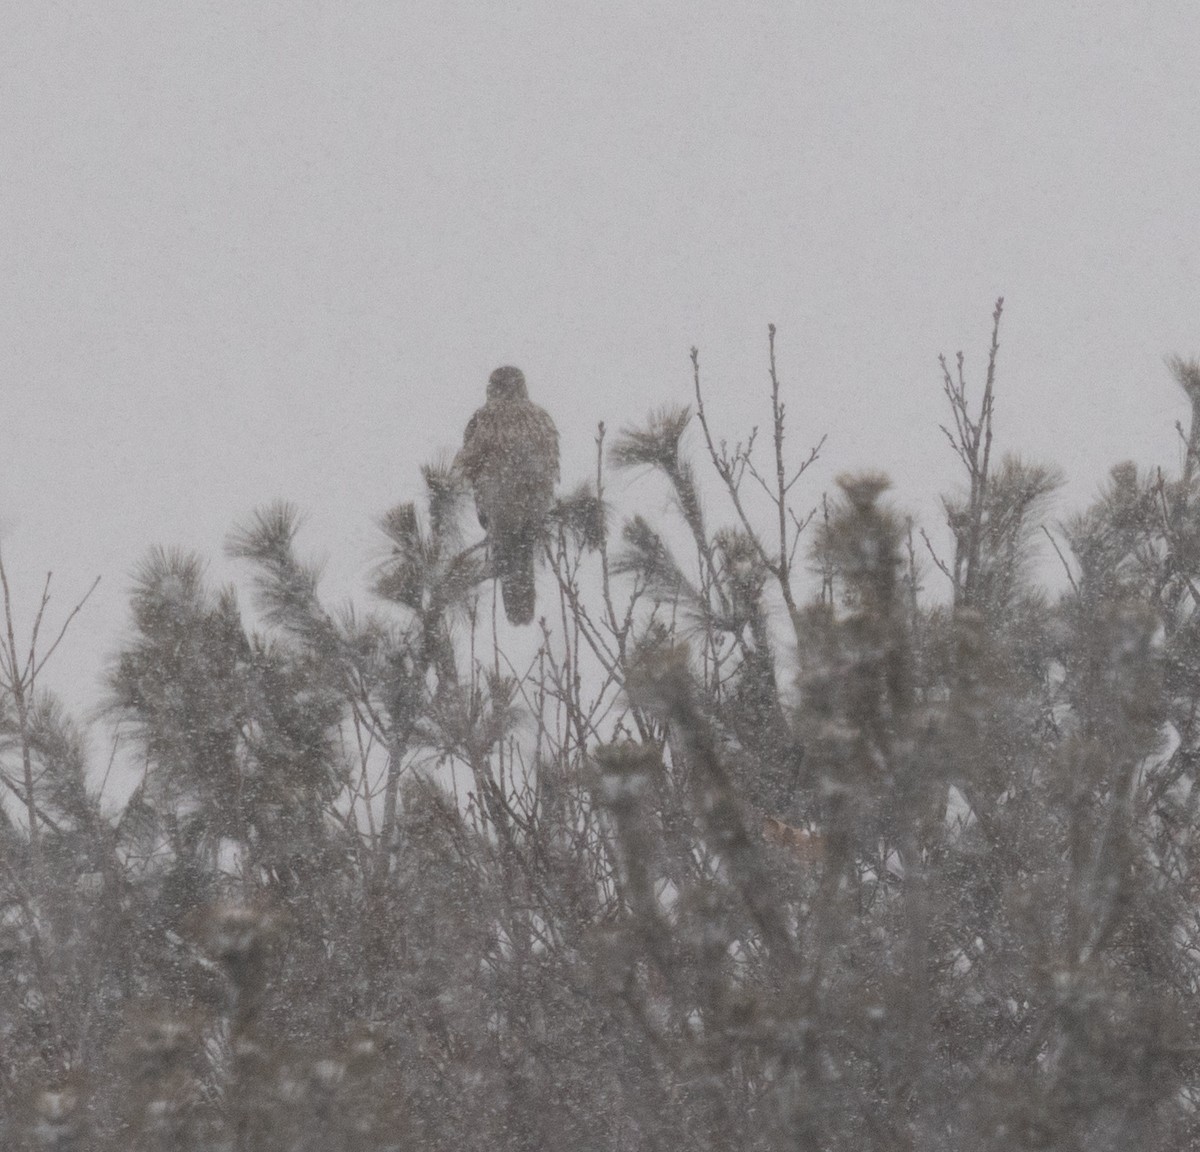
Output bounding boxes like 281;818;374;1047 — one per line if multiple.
2;2;1199;748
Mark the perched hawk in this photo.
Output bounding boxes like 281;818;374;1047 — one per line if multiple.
457;366;560;625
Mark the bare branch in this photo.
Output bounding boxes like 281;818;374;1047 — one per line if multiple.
1041;524;1079;597
919;527;954;583
31;575;101;685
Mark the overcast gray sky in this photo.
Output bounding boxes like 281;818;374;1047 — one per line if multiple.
3;2;1200;723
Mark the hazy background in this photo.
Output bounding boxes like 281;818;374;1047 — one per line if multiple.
3;2;1199;747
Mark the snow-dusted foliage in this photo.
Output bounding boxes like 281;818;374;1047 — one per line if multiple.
4;313;1200;1149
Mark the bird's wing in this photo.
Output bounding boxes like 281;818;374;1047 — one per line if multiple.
522;402;560;485
456;405;491;482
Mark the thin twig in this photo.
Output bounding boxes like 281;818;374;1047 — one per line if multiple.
1041;525;1079;596
32;575;101;684
919;528;954;584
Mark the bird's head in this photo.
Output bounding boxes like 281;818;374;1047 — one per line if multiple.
487;365;528;402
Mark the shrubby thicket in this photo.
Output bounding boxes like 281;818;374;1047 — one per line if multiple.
5;304;1200;1150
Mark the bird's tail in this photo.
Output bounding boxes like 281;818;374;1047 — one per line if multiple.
495;536;536;626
